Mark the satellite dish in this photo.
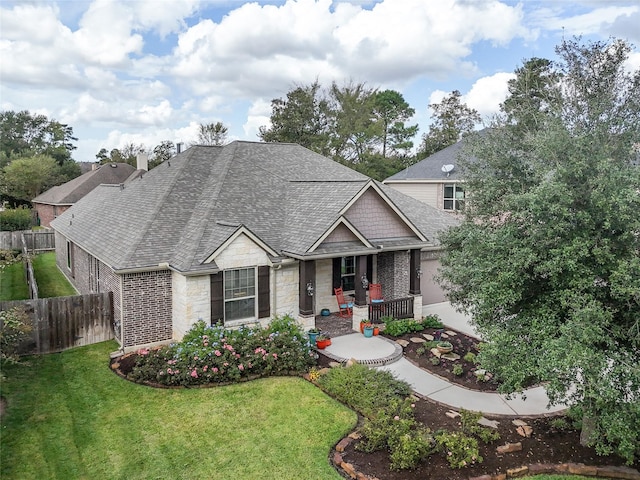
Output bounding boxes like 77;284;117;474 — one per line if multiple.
441;164;454;176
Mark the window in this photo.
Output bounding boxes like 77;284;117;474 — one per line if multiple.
444;183;465;211
224;268;256;321
66;240;72;270
341;256;355;291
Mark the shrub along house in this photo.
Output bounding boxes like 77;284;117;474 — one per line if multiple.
51;141;458;352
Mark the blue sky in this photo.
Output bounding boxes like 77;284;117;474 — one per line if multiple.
1;0;639;163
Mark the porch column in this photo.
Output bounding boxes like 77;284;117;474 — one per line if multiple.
409;249;421;295
354;255;367;307
298;260;315;317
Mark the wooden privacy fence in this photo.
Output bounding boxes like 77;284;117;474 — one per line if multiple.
369;297;414;323
0;292;114;354
0;230;55;252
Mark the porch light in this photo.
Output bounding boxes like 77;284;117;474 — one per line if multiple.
306;282;314;296
361;276;369;290
416;267;422;278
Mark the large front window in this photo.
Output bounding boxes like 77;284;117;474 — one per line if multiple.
341;256;355;291
444;183;465;211
224;268;256;321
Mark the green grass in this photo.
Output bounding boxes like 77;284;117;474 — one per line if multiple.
32;252;76;297
0;260;29;301
0;341;357;480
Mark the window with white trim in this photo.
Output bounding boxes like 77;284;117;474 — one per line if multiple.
224;268;256;321
341;256;355;291
444;183;465;211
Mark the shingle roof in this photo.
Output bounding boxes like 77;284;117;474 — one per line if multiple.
52;141;457;272
32;163;136;204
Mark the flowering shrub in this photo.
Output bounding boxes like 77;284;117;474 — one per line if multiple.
0;307;32;364
128;315;316;386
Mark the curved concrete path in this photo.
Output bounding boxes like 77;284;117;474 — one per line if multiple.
322;333;566;417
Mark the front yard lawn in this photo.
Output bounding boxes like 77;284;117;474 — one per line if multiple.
0;341;356;480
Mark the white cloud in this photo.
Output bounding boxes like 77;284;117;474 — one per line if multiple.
463;72;515;120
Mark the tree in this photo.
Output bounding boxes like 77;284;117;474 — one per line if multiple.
96;143;146;167
0;110;77;164
258;81;332;156
418;90;480;158
0;155;58;200
372;90;418;159
149;140;175;169
197;122;228;146
438;38;640;464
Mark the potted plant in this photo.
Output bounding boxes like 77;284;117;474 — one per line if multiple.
363;323;374;338
436;341;453;354
308;328;320;345
316;334;332;349
372;324;380;336
360;319;368;333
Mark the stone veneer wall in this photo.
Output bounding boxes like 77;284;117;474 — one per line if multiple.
377;251;410;299
274;262;298;317
122;270;172;348
172;273;210;340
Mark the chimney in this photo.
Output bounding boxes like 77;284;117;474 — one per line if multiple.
92;163;99;171
136;153;148;171
176;142;183;154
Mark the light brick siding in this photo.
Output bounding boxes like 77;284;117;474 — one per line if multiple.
377;251;409;299
34;203;71;228
122;270;172;348
345;189;414;239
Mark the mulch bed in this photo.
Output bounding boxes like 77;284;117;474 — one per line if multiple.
316;327;640;480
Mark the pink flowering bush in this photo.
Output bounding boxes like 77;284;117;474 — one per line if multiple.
128;315;315;386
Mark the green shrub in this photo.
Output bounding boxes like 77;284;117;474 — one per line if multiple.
452;364;464;376
459;409;500;443
357;398;435;470
463;351;476;363
0;307;32;364
435;430;482;468
430;357;440;366
0;207;32;231
128;315;315;386
317;363;411;418
421;314;443;328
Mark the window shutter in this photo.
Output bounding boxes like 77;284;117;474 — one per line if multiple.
258;266;270;318
332;257;341;294
210;272;223;324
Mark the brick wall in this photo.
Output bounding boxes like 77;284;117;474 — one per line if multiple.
34;203;70;228
122;270;172;348
377;251;410;300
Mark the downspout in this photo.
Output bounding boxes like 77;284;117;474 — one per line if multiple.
119;274;125;349
272;264;280;316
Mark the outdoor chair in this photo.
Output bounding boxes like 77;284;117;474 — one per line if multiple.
369;283;384;320
334;287;353;318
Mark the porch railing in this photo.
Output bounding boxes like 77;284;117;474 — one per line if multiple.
369;297;414;323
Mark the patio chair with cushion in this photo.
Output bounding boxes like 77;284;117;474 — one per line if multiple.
334;287;353;318
369;283;383;304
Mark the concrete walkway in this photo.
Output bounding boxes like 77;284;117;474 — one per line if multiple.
322;332;567;417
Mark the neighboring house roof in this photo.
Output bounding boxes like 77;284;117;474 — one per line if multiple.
32;163;137;205
52;141;458;273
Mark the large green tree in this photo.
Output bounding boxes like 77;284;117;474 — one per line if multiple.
372;90;418;159
0;110;77;164
0;155;58;200
197;122;228;146
96;143;146;167
418;90;480;159
438;38;640;464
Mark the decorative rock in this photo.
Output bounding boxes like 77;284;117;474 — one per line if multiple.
396;339;409;347
475;369;487;376
442;352;460;361
506;466;528;477
568;463;598;476
496;442;523;454
445;410;460;419
341;461;357;479
111;362;120;370
440;333;449;339
335;437;352;452
478;417;500;429
512;419;528;427
410;337;426;343
527;464;556;475
468;476;492;480
333;452;343;465
348;432;362;440
597;465;640;479
445;330;457;336
329;362;342;368
517;425;533;437
422;333;434;341
430;348;442;358
345;358;358;368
